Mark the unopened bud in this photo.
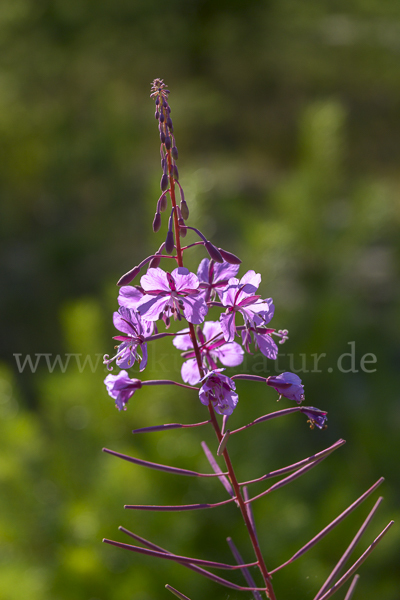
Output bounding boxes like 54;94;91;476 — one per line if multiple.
173;165;179;180
165;230;175;254
165;135;171;150
171;146;178;160
179;224;187;238
149;255;161;269
155;97;160;106
117;265;141;286
155;110;159;120
180;199;189;220
160;130;165;143
166;117;173;131
153;212;161;232
159;111;165;123
160;173;169;191
218;248;242;265
159;193;168;212
205;241;223;263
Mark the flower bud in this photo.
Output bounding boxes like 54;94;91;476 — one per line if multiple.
173;165;179;180
160;130;165;143
166;117;173;131
149;255;161;269
165;229;175;254
159;193;168;212
205;241;224;263
180;198;189;220
218;248;242;264
171;146;178;160
153;212;161;232
165;135;171;150
117;265;141;286
155;97;160;106
160;173;168;191
159;110;165;123
155;110;159;120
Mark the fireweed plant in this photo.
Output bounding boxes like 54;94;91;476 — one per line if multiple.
102;79;393;600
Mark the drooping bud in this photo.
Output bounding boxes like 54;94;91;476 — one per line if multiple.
165;208;175;254
160;130;165;143
159;110;165;123
218;248;242;264
173;165;179;180
166;117;173;131
160;173;168;191
165;230;175;254
180;198;189;220
155;110;159;120
153;212;161;232
171;145;178;160
165;135;171;150
149;255;161;269
117;265;141;286
159;193;168;212
155;97;160;106
205;241;224;263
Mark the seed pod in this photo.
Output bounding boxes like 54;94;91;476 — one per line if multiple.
205;241;224;263
153;212;161;232
117;265;141;286
165;229;175;254
171;146;178;160
218;248;242;264
160;173;168;191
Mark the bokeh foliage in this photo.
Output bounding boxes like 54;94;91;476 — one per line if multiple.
1;1;399;599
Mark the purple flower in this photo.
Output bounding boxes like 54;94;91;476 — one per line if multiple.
103;306;153;372
104;370;142;411
118;285;144;310
197;258;240;302
301;406;328;430
266;372;305;403
199;369;238;416
219;271;275;342
173;321;244;385
136;267;208;325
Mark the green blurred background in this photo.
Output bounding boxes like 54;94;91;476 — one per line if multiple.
1;0;399;599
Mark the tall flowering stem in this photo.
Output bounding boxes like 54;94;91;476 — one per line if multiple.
102;79;391;600
150;78;276;598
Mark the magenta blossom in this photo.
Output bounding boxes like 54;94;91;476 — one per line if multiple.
266;372;305;403
197;258;240;302
103;306;153;372
199;369;238;416
118;285;144;310
173;321;244;385
104;370;142;411
219;271;275;342
240;315;288;360
302;406;328;430
136;267;208;325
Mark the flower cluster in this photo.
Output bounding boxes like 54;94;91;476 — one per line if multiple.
103;80;311;418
